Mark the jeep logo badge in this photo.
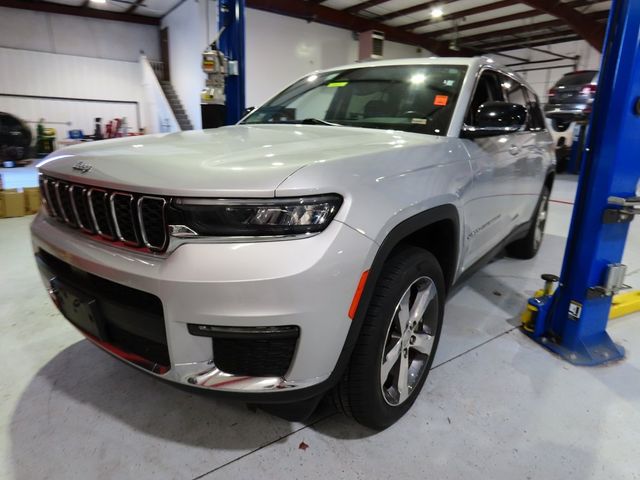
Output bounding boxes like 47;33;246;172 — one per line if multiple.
72;161;92;174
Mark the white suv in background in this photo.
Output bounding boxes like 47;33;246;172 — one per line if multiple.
31;57;554;429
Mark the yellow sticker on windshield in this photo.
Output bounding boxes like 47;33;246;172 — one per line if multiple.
327;81;348;87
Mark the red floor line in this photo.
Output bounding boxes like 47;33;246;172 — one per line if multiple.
550;199;575;205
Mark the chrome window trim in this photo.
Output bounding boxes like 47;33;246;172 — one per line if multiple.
87;188;115;240
109;192;140;246
137;196;167;251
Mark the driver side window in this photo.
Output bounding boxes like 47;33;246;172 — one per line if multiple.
466;70;504;126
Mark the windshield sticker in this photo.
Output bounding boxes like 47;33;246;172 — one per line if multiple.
411;118;427;125
327;81;349;88
434;95;449;106
443;79;455;87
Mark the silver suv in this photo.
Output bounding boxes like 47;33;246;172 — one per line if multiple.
31;57;554;429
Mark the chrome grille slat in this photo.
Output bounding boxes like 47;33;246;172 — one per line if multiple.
39;175;168;252
55;181;77;227
43;179;60;218
138;196;168;251
39;176;53;216
88;188;116;240
110;192;140;246
69;185;94;233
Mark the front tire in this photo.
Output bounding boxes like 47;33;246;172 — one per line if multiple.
335;247;444;430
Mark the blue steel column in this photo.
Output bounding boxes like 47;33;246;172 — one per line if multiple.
218;0;246;125
531;0;640;364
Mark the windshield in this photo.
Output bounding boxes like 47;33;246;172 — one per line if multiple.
555;71;598;87
242;65;468;136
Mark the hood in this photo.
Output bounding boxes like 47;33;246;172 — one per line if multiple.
38;125;441;197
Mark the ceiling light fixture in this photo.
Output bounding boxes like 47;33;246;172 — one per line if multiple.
431;7;443;19
91;0;107;3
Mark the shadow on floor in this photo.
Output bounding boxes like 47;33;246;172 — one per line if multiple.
9;339;319;479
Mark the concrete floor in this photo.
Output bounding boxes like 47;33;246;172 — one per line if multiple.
1;175;639;479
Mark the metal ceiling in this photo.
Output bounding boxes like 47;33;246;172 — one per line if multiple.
0;0;611;54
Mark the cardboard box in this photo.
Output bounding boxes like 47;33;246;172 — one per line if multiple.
24;187;41;214
0;190;26;218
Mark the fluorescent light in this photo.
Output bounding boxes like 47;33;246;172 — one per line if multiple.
91;0;107;3
431;7;443;18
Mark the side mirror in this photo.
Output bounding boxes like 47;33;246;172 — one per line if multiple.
242;106;256;117
462;101;527;138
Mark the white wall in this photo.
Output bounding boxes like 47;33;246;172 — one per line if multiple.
245;8;430;106
0;6;163;140
0;47;143;139
0;6;159;62
493;39;602;100
161;1;431;126
140;55;180;134
161;0;216;130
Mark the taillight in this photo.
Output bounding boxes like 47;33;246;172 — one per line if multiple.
548;88;556;97
580;84;597;95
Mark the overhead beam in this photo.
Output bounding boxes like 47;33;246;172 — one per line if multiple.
503;35;583;52
520;0;607;51
458;11;607;45
0;0;160;25
460;19;568;43
369;0;456;23
245;0;470;55
426;0;589;38
126;0;145;14
343;0;390;14
427;9;542;38
480;31;579;51
400;0;518;31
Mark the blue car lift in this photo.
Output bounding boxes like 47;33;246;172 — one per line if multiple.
218;0;246;125
523;0;640;365
200;0;246;128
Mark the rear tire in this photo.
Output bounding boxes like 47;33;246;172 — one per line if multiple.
334;247;444;430
507;186;550;259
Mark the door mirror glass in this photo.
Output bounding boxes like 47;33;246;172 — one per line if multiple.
462;101;527;138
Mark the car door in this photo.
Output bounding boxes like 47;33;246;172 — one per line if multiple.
459;69;523;271
522;87;553;218
500;75;541;223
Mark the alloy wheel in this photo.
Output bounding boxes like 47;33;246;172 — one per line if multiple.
379;276;438;406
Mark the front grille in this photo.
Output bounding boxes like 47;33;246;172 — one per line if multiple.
37;249;170;371
40;175;168;252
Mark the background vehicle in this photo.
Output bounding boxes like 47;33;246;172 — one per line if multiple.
31;58;554;429
0;112;32;164
544;70;598;172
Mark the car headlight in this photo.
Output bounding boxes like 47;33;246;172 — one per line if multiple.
167;194;343;237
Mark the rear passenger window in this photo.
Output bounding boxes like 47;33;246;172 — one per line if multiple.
523;89;547;131
501;75;528;107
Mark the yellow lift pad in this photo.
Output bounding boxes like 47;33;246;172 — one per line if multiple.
610;290;640;319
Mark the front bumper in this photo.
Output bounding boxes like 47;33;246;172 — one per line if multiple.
31;213;374;397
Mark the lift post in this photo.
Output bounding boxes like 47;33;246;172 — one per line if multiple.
218;0;246;125
525;0;640;365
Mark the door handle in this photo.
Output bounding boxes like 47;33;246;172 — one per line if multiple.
509;145;520;155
